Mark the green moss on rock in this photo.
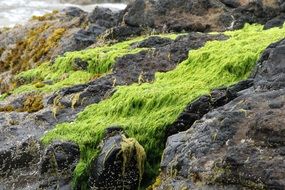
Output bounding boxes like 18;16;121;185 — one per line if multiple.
13;34;177;94
42;24;285;188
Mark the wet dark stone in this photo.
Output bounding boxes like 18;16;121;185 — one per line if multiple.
39;141;80;189
88;133;145;190
157;38;285;190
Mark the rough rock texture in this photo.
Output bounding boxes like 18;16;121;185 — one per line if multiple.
120;0;285;32
0;140;80;190
50;33;227;108
154;39;285;189
1;0;285;189
39;141;80;189
165;79;253;140
0;6;120;93
88;127;145;189
59;0;132;5
0;33;226;189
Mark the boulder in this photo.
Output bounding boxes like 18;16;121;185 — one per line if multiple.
154;38;285;189
39;141;80;189
264;15;285;29
121;0;285;32
88;126;146;189
0;137;41;189
165;79;253;139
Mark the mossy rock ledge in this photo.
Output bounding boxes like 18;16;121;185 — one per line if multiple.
1;0;285;189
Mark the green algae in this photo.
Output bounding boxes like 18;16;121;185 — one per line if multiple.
0;93;8;101
41;24;285;188
12;34;178;95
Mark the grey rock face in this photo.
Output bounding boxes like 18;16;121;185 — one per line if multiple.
0;32;227;189
0;137;41;189
53;32;227;107
0;6;120;93
121;0;285;33
88;127;146;190
39;141;80;189
165;79;253;140
155;39;285;189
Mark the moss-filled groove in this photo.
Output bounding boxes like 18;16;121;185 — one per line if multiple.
42;24;285;188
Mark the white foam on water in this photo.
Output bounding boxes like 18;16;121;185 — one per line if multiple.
0;0;126;27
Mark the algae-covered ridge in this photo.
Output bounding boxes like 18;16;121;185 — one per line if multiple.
42;24;285;188
10;33;178;95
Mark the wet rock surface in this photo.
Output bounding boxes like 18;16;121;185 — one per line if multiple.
53;33;227;107
88;126;145;189
1;0;285;189
155;39;285;189
0;32;226;189
165;79;253;140
0;6;120;93
39;141;80;190
121;0;285;32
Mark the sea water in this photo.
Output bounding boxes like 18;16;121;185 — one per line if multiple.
0;0;126;27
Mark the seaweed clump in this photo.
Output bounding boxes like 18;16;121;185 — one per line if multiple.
42;24;285;188
12;34;177;94
0;94;43;113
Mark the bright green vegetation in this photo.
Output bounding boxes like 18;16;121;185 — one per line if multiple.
42;24;285;188
13;38;144;94
0;93;8;101
12;34;178;95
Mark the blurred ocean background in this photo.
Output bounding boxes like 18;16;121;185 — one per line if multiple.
0;0;126;27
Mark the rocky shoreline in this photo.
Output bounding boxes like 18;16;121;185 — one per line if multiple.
0;0;285;189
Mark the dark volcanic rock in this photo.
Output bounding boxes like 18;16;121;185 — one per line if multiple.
122;0;227;32
155;39;285;189
88;6;120;28
231;0;281;29
131;36;173;48
0;32;227;189
121;0;285;33
220;0;240;8
102;25;143;41
165;79;253;139
55;32;227;107
39;141;80;189
88;127;145;190
264;14;285;29
0;137;41;189
0;6;120;93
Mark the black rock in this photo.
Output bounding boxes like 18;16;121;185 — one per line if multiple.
88;7;120;28
62;7;86;17
88;132;146;190
221;0;240;8
39;141;80;189
264;15;285;29
131;36;173;48
156;38;285;190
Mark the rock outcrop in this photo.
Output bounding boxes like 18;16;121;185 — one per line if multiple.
154;39;285;190
0;6;120;93
121;0;285;32
0;31;226;189
1;0;285;189
88;126;145;189
59;0;132;5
